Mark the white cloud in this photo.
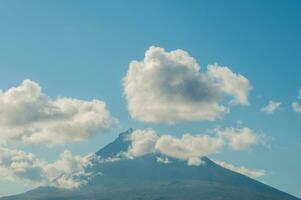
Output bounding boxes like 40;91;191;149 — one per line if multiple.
187;157;203;166
207;64;251;105
156;156;171;164
260;100;281;114
213;160;265;179
125;129;158;157
155;134;224;163
126;127;259;166
292;101;301;113
0;80;115;146
0;147;93;189
218;127;258;150
123;46;251;123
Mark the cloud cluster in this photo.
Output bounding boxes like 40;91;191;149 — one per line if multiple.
0;80;115;145
0;147;93;189
125;128;258;166
260;100;281;114
123;46;251;123
0;44;273;194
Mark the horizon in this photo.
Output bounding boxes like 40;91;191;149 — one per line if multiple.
0;0;300;198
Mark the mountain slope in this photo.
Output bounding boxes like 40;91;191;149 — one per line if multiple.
1;129;299;200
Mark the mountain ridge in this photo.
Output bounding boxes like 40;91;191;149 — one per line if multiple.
1;129;299;200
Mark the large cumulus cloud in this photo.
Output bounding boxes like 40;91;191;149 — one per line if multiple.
123;46;252;123
0;80;115;145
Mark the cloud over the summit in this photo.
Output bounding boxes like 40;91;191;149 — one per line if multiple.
126;127;259;166
123;46;252;123
0;80;115;145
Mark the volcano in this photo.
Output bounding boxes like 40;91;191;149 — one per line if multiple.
1;129;299;200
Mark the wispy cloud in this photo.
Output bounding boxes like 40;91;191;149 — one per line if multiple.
260;100;281;114
292;88;301;113
212;160;265;178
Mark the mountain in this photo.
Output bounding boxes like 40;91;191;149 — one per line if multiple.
1;129;299;200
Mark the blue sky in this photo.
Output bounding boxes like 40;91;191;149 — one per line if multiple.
0;0;300;197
